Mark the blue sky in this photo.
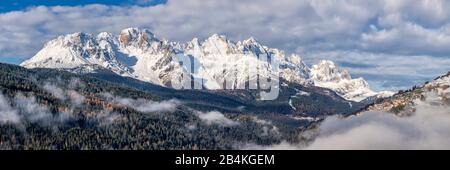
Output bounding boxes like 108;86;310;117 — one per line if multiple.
0;0;449;91
0;0;167;12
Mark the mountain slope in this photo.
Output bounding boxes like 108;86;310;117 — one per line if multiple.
362;71;450;115
21;28;387;101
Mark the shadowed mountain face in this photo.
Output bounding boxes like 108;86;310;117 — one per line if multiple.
0;63;364;149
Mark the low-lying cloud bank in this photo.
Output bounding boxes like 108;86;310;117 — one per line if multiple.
244;100;450;150
0;94;21;124
116;98;181;113
250;116;280;136
196;111;239;127
1;82;181;126
0;93;70;125
43;82;86;106
101;92;181;113
308;103;450;150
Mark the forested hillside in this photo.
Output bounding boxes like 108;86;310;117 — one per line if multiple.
0;63;311;149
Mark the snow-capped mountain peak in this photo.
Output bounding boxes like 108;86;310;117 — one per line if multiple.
119;27;156;46
309;60;385;102
310;60;352;82
21;28;388;102
241;37;262;49
97;32;114;39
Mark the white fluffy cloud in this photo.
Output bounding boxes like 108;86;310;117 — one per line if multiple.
1;0;450;57
306;102;450;150
1;0;450;90
361;23;450;56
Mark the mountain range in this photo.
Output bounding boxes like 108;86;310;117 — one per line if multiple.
20;28;392;102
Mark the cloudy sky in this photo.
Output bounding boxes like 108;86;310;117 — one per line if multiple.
1;0;450;91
